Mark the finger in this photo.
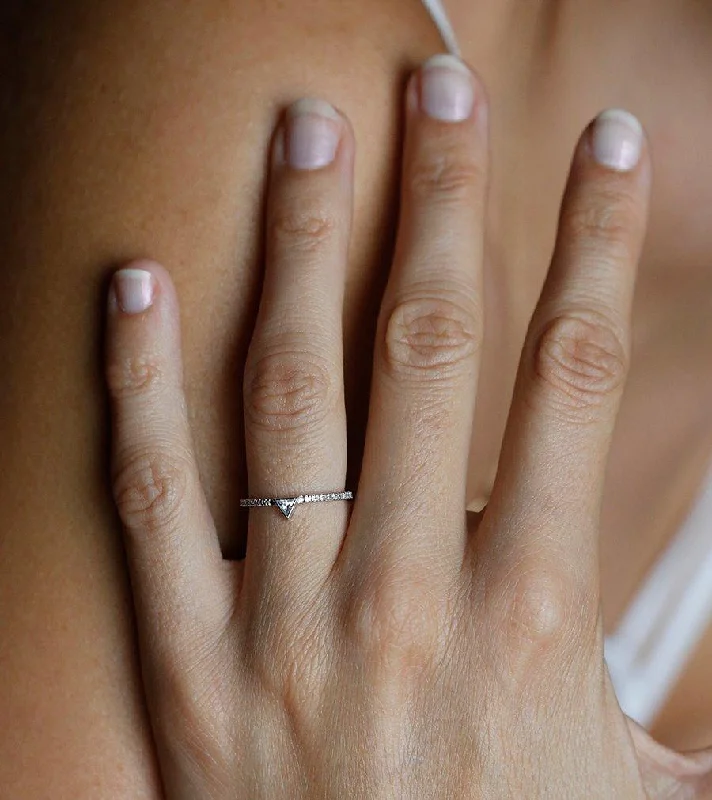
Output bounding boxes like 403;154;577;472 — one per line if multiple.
106;261;234;676
241;99;354;603
479;110;651;607
627;718;712;798
345;55;488;576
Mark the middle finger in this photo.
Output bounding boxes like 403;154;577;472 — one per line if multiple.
345;55;489;576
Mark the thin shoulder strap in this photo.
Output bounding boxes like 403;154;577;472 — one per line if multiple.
605;463;712;727
419;0;462;56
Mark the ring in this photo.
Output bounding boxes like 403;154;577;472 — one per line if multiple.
239;491;354;520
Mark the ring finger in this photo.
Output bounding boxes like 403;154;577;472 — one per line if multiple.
241;98;355;603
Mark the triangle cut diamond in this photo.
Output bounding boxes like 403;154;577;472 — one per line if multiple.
275;498;298;519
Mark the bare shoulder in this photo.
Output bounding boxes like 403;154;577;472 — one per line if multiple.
0;2;446;797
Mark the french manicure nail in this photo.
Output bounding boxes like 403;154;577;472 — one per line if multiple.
420;53;475;122
591;109;643;171
113;268;154;314
286;98;341;170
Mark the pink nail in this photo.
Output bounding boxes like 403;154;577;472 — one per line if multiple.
285;98;341;170
420;54;475;122
113;268;154;314
591;109;643;172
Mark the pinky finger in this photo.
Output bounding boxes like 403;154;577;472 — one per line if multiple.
105;261;233;674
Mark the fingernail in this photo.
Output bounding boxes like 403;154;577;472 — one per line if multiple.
419;54;475;122
466;495;489;513
591;109;643;171
285;98;341;170
112;268;154;314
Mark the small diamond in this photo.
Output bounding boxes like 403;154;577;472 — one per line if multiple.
275;498;298;519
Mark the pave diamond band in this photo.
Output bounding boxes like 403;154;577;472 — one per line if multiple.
240;491;354;520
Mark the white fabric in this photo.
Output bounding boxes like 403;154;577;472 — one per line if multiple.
419;0;712;729
605;463;712;727
419;0;461;56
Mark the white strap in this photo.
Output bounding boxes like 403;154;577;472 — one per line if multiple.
419;0;462;57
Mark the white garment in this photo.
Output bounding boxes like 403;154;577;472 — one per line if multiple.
418;0;712;729
605;465;712;727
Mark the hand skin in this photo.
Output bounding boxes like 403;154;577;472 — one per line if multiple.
3;1;712;796
104;58;712;798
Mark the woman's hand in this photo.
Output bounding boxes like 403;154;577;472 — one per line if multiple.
104;54;711;798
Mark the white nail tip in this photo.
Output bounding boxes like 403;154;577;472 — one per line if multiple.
421;53;471;76
117;268;153;280
288;97;341;121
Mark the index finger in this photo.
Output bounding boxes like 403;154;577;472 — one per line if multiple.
478;110;651;613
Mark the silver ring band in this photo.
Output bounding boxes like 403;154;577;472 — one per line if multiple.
240;491;354;520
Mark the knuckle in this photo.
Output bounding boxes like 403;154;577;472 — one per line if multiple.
489;559;601;685
532;312;629;415
244;349;335;433
564;187;640;260
345;572;442;683
506;570;572;649
493;562;582;660
407;146;483;206
113;448;189;535
106;353;164;400
383;294;481;380
269;206;337;254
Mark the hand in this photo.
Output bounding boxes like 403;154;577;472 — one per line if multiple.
104;54;711;798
